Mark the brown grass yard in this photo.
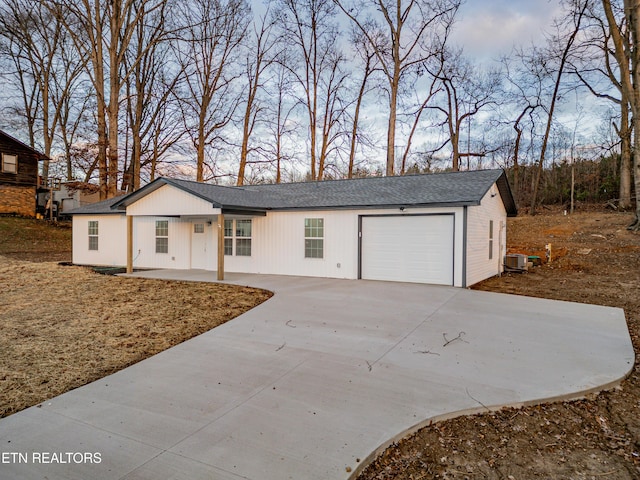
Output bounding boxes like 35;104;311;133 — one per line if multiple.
0;217;272;417
0;216;72;262
2;211;640;479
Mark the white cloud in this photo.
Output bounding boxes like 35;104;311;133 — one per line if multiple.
451;0;564;58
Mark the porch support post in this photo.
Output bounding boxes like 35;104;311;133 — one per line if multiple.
126;215;133;274
217;213;224;281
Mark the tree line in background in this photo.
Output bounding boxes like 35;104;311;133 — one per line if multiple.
0;0;638;227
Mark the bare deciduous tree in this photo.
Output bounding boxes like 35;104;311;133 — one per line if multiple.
602;0;640;227
53;0;167;198
0;0;87;181
428;49;500;171
569;0;632;209
263;50;298;183
122;0;181;192
346;25;380;178
237;9;278;186
174;0;249;182
530;0;589;214
276;0;349;181
335;0;461;176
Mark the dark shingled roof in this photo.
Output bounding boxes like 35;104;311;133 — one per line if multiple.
73;169;517;216
68;196;126;215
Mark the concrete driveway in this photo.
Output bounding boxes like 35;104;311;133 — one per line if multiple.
0;272;634;480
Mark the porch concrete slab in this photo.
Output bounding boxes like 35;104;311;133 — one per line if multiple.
0;271;634;480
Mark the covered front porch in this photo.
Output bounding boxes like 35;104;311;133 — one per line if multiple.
114;180;266;280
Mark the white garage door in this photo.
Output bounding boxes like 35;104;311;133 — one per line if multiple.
360;214;454;285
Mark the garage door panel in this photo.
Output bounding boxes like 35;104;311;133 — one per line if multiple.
361;215;454;285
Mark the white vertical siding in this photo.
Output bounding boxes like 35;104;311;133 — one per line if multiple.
72;214;127;266
73;203;482;288
132;217;192;270
224;210;359;279
127;184;220;216
223;207;465;286
465;184;508;286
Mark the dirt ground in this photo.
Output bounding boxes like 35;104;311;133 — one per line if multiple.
0;251;272;418
358;207;640;480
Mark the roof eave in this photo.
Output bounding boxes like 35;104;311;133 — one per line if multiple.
222;206;267;216
70;210;126;216
495;170;518;216
266;201;480;212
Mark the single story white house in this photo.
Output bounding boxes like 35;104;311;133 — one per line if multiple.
70;169;517;287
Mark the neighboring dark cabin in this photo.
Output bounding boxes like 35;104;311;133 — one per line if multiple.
0;130;48;217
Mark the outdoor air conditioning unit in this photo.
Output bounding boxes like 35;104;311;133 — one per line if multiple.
505;254;528;271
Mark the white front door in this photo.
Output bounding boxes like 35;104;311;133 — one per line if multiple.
191;222;209;269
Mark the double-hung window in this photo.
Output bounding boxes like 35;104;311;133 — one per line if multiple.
304;218;324;258
156;220;169;253
224;219;233;255
88;221;98;251
2;153;17;173
224;219;252;256
235;220;252;256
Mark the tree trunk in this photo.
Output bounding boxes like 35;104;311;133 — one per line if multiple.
602;0;639;226
196;93;210;182
632;135;640;229
97;99;108;200
386;64;400;176
625;0;640;228
513;126;523;201
196;134;205;182
348;64;369;178
619;101;632;209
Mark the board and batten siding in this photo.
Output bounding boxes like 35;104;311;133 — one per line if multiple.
224;209;358;279
224;206;466;286
465;183;508;286
126;184;220;217
72;214;127;266
72;198;497;288
133;216;193;270
124;184;220;271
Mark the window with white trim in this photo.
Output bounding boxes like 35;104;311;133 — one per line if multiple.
2;153;17;173
489;220;494;260
194;223;204;234
224;219;252;256
156;220;169;253
88;221;98;251
304;218;324;258
224;219;233;256
235;219;252;256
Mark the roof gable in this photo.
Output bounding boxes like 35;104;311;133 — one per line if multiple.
126;183;220;216
0;129;49;160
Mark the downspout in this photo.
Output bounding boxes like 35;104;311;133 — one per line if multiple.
462;206;468;288
217;213;225;281
357;215;363;279
126;214;133;274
